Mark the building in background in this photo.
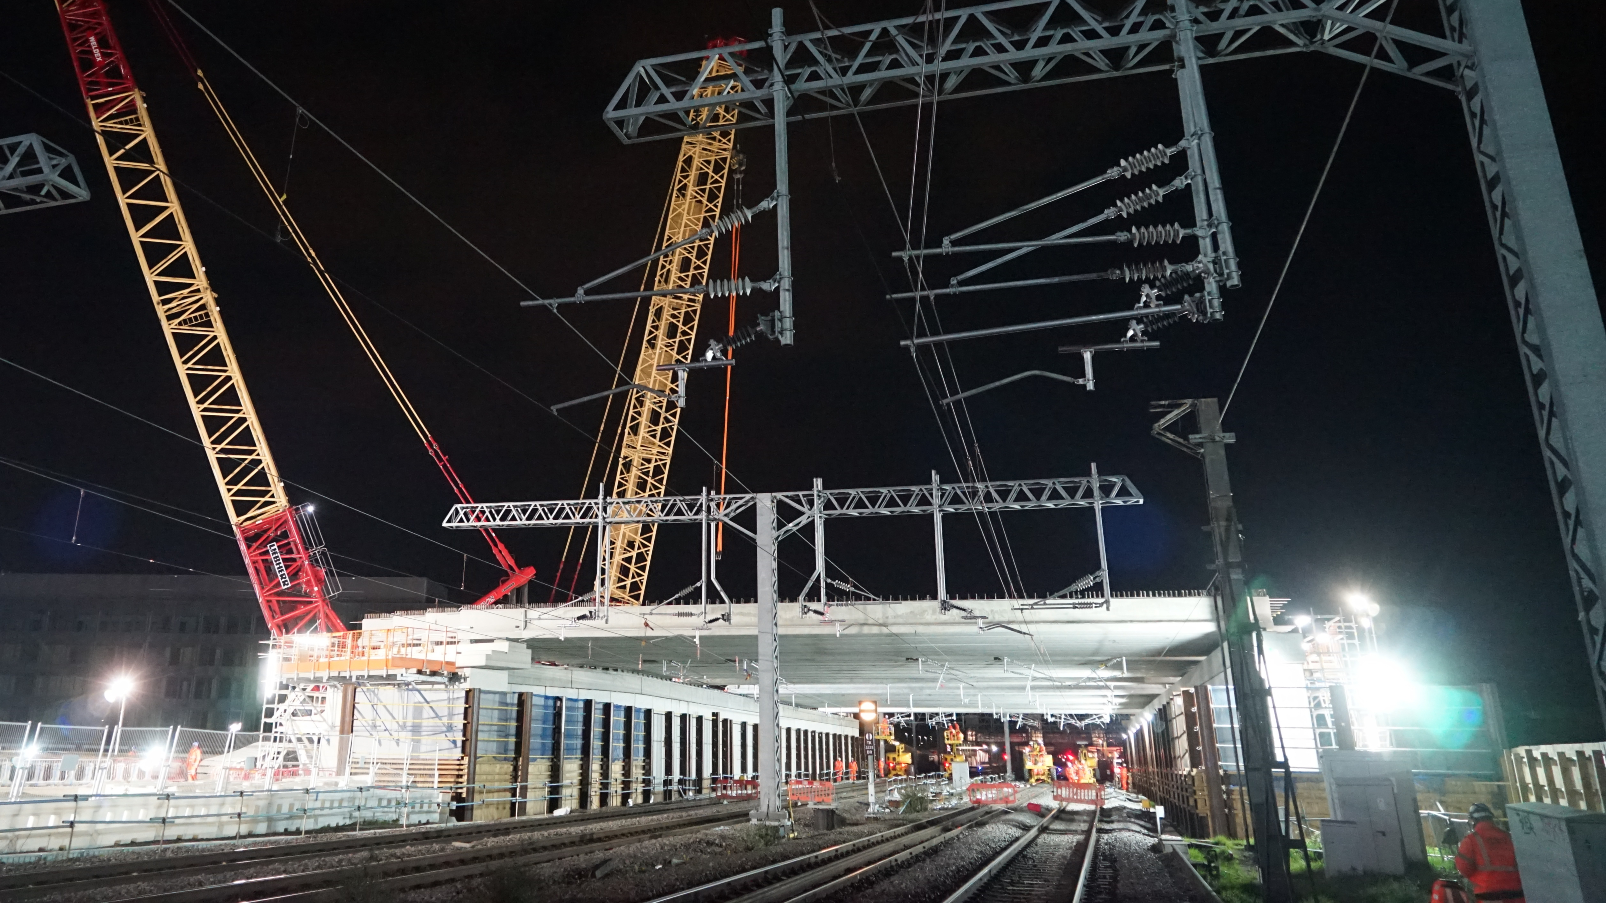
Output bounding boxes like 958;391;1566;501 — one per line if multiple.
0;573;453;730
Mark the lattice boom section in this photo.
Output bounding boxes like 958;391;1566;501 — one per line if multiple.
607;62;741;605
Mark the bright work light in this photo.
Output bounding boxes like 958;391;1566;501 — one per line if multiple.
858;700;878;722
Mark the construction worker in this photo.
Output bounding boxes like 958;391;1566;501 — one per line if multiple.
848;758;858;782
184;742;204;782
833;757;843;782
1455;803;1524;902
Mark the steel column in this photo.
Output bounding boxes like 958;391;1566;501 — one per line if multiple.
932;471;948;605
769;7;795;344
1170;0;1236;318
1444;0;1606;729
753;492;786;824
1193;398;1290;901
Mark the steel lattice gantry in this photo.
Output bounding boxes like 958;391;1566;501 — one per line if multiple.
599;0;1606;734
445;470;1139;825
0;133;89;214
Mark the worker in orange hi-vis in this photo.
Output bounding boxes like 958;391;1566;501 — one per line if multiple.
834;758;844;782
848;759;859;782
184;743;204;782
1455;804;1525;902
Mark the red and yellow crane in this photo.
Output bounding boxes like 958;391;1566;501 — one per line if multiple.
142;2;536;608
53;0;339;634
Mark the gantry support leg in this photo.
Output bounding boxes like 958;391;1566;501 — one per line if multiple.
768;8;795;345
1170;0;1238;318
753;492;787;825
1446;0;1606;730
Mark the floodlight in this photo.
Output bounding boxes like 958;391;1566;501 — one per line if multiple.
228;722;243;733
1345;591;1373;612
858;700;878;722
1293;615;1312;628
104;675;134;702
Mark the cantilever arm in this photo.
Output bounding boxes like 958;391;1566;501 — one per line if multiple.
940;370;1087;406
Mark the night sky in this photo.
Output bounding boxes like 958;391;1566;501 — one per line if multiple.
2;1;1601;745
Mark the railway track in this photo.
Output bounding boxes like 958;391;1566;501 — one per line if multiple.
646;805;1002;903
1;798;728;903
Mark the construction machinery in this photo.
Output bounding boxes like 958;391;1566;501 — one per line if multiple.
144;3;536;608
54;0;340;634
603;54;742;606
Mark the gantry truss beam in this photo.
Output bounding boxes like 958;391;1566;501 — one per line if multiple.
445;474;1140;541
0;133;89;213
603;0;1467;142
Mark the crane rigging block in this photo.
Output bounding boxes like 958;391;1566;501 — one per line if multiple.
53;0;341;635
606;58;742;607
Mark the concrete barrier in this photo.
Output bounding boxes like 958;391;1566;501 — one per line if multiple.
0;785;449;859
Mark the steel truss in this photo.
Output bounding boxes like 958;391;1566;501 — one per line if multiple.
444;473;1139;538
602;1;1464;142
0;133;89;213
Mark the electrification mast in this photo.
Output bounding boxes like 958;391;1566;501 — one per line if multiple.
605;56;741;606
54;0;341;634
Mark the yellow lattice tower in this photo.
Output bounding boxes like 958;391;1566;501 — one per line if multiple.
606;65;740;606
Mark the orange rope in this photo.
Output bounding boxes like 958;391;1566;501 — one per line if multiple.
717;223;741;556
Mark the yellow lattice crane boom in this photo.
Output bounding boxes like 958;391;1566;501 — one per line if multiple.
605;62;741;606
54;0;341;634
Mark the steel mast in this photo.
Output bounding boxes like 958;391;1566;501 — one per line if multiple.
53;0;340;634
605;53;741;606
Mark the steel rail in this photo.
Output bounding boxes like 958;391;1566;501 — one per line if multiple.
938;804;1064;903
1068;809;1101;903
646;806;995;903
21;801;729;903
0;797;717;896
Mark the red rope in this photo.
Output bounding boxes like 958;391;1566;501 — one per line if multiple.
717;223;741;555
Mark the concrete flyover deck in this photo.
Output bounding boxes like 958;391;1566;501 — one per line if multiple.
361;591;1217;716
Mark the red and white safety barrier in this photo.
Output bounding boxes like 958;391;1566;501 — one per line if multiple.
787;779;834;804
966;782;1021;805
716;779;760;800
1052;781;1104;805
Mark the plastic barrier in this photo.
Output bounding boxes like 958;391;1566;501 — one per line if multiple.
966;782;1020;805
1053;781;1104;805
716;779;760;800
787;779;834;804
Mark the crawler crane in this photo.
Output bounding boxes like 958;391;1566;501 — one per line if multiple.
53;0;340;634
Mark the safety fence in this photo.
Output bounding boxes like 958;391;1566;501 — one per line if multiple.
1052;781;1104;806
786;780;834;804
966;782;1020;805
716;779;760;801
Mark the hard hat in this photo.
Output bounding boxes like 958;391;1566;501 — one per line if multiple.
1467;802;1495;821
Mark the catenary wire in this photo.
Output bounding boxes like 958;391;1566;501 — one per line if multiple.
1222;0;1401;421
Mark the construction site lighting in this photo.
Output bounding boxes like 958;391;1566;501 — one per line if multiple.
1292;614;1312;628
104;675;134;702
228;722;243;733
1345;591;1380;616
858;700;878;722
1352;656;1421;712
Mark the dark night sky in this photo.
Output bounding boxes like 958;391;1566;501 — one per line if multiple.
2;1;1601;745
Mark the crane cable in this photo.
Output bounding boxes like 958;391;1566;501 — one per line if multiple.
546;185;674;602
145;1;526;583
